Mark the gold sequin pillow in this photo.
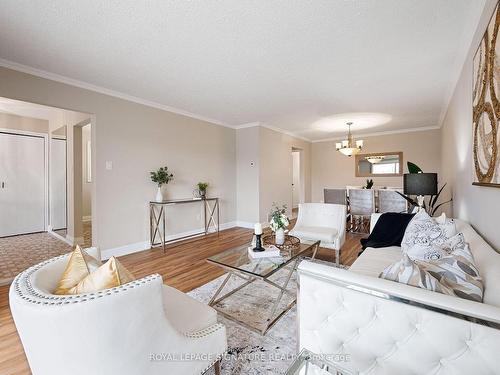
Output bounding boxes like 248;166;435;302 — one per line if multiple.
65;257;135;295
54;245;102;295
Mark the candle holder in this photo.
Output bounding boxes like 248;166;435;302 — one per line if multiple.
252;234;265;252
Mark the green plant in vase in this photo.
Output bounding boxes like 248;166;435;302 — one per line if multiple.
197;182;209;198
150;166;174;202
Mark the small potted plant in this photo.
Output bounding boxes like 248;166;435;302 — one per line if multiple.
269;203;290;245
150;166;174;202
197;182;209;199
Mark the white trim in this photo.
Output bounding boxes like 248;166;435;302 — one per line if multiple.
235;221;256;229
0;58;232;129
48;229;74;246
0;127;49;233
101;221;239;259
101;241;150;260
234;122;261;129
82;215;92;222
311;125;441;143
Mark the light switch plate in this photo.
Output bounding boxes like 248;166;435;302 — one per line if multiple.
105;161;113;170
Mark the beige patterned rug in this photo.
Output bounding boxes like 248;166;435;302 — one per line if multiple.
188;261;347;375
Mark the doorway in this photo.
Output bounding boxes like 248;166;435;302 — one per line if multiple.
0;97;93;284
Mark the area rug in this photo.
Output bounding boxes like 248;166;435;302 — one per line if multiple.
188;261;348;375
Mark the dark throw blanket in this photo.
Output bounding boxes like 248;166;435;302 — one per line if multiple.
360;212;415;251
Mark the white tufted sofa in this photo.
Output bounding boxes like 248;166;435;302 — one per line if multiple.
9;248;227;375
298;218;500;374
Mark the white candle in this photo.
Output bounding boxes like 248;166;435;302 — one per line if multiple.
254;223;263;235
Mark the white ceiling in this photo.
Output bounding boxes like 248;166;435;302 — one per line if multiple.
0;0;485;141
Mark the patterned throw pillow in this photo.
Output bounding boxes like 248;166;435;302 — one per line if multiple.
401;210;450;260
434;213;457;238
381;234;483;302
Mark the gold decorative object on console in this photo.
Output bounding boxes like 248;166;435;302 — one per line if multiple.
472;2;500;187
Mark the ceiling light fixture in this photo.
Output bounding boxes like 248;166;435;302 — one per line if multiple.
336;122;363;157
366;156;384;164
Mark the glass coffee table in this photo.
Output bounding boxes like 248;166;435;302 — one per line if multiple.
285;349;354;375
206;239;320;335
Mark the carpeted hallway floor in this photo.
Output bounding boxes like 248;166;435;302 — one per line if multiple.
0;221;92;286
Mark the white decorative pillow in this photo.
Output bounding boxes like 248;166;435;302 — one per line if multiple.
401;210;449;260
381;236;483;302
434;213;457;238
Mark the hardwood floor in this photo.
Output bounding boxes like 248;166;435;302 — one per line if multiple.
0;226;365;375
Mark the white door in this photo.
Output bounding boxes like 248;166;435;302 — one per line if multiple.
0;132;45;237
50;138;66;230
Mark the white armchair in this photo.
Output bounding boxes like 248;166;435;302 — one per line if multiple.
9;250;227;375
290;203;346;265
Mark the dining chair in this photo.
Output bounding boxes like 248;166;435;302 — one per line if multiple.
349;189;375;233
323;188;347;205
378;189;408;213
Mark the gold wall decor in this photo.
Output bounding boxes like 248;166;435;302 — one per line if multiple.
473;2;500;187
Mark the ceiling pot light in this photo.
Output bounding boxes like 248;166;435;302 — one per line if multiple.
335;122;363;157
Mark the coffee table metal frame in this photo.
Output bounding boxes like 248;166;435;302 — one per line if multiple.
207;240;320;335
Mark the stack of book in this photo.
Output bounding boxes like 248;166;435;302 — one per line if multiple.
247;245;281;259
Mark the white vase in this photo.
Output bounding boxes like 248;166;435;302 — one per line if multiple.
275;228;285;245
155;186;164;202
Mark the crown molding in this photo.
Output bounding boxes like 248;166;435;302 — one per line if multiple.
0;58;234;129
233;122;261;129
311;125;441;143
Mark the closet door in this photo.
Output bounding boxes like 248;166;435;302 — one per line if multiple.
0;132;45;237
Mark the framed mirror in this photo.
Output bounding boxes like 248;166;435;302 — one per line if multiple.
355;151;403;177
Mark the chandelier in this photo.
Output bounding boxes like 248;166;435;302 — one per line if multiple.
335;122;363;156
366;155;384;164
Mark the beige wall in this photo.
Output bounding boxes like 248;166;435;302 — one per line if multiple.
0;112;48;133
235;125;312;225
311;129;442;202
0;66;237;253
236;127;260;224
441;0;500;250
259;126;311;222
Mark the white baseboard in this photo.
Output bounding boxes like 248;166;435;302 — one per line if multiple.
235;221;254;229
101;241;150;260
82;216;92;222
48;229;74;246
101;221;239;260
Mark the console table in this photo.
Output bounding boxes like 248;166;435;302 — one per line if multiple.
149;197;219;252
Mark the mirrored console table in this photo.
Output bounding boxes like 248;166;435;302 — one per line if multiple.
149;197;219;252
